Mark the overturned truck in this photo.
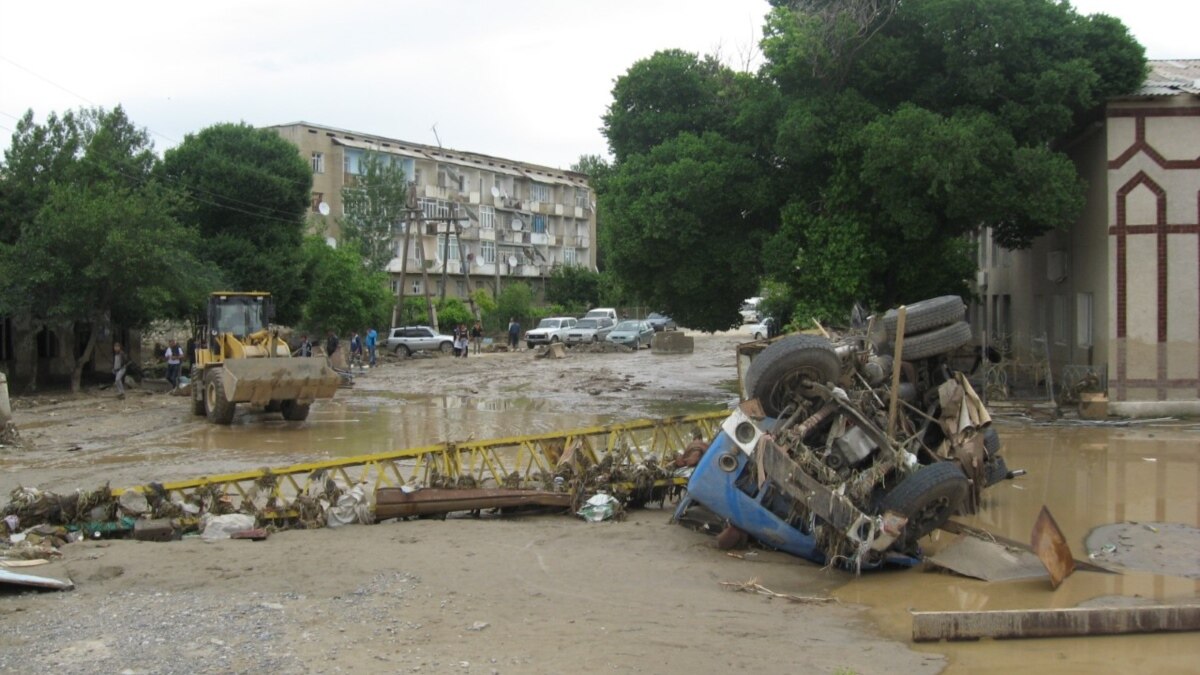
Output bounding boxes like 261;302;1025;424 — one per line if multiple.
675;296;1014;571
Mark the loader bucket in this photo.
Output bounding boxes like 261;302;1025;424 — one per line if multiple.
219;357;340;405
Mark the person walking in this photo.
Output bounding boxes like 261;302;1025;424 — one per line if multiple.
350;331;363;369
366;327;378;367
112;342;128;400
507;317;521;351
470;321;483;355
456;324;469;358
163;339;184;390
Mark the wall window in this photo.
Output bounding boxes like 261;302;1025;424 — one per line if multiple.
436;233;460;262
532;214;547;234
481;240;496;264
575;187;590;209
563;247;577;266
311;152;325;174
530;182;552;203
480;205;495;230
1076;293;1093;347
390;279;402;295
419;198;451;220
411;279;422;294
311;192;324;213
1052;294;1067;346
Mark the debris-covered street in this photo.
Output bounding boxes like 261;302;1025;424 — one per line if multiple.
2;330;1199;674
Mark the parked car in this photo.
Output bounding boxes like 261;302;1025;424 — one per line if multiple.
606;320;655;350
525;317;578;349
646;312;676;331
747;317;775;340
564;317;615;345
385;326;454;356
739;297;764;324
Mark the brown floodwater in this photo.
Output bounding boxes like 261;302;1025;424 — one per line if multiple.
834;420;1200;674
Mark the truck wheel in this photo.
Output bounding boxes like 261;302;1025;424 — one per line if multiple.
888;321;972;361
882;295;965;340
745;335;841;417
204;369;236;425
982;426;1001;455
879;462;969;548
280;400;310;421
984;455;1010;487
527;341;534;350
191;367;207;416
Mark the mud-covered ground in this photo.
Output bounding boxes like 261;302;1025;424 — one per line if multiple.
0;330;946;675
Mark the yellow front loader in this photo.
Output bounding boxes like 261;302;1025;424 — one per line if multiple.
191;292;339;424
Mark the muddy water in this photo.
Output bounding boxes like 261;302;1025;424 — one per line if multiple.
835;421;1200;673
181;392;616;462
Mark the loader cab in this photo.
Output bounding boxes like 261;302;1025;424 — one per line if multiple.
208;293;274;339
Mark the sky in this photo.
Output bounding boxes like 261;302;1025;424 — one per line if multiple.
0;0;1195;171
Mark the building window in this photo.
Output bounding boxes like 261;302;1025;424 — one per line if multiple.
390;279;402;295
419;198;451;220
576;187;590;209
311;192;324;213
563;247;577;266
436;233;460;262
411;279;422;294
480;205;495;230
1076;293;1093;347
1052;295;1067;346
481;240;496;264
532;214;547;234
530;182;552;203
311;152;325;174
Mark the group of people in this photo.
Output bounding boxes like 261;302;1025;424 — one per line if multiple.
304;328;378;370
452;322;483;358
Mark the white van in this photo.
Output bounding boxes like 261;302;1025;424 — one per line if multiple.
583;307;619;322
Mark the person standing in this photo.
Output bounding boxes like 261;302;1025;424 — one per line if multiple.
366;327;378;367
163;339;184;390
350;331;363;369
470;321;483;355
325;331;339;358
456;324;469;358
112;342;128;400
294;334;313;357
507;317;520;351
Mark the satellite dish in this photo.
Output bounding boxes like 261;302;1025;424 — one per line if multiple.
507;255;519;268
318;202;331;216
324;236;337;249
511;218;523;231
490;186;500;198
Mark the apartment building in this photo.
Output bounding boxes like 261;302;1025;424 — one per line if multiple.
267;121;597;301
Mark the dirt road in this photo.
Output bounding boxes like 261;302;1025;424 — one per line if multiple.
0;331;944;674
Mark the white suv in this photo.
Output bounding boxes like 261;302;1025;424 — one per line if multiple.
524;317;578;348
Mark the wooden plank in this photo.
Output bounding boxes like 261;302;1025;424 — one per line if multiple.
1031;506;1075;588
912;605;1200;642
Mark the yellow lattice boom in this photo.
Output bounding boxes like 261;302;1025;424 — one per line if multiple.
111;411;730;510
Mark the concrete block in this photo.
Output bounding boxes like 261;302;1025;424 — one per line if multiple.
652;331;694;354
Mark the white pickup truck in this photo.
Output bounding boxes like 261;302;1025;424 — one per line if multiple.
524;317;578;348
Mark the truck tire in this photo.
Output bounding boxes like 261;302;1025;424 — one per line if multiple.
745;334;841;417
882;295;965;340
984;455;1010;487
888;321;972;361
983;426;1000;455
191;367;207;416
204;369;236;425
879;462;969;548
280;400;310;421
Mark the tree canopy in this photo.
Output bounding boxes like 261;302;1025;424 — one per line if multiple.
599;0;1146;329
299;236;393;334
159;123;311;324
340;150;409;272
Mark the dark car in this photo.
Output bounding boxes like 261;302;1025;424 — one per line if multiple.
646;312;676;331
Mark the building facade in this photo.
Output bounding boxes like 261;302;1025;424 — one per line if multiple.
267;122;597;303
971;60;1200;416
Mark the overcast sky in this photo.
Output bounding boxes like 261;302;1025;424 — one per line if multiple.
0;0;1194;170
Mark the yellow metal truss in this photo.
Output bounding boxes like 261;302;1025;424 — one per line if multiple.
111;411;730;509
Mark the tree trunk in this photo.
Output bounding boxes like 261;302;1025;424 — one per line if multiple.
70;321;98;394
19;321;39;393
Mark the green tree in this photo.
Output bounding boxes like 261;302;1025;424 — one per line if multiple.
495;282;535;331
0;107;216;391
299;236;392;335
545;265;601;312
159;123;311;324
0;109;83;244
435;298;472;333
599;0;1145;324
340;150;408;271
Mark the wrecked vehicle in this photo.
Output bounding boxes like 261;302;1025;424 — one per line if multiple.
675;296;1014;571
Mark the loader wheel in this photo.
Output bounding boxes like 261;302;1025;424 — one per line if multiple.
280;400;310;421
204;369;236;425
191;367;206;416
745;334;841;417
879;462;969;549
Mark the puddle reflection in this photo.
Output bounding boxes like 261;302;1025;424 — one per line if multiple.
833;422;1200;673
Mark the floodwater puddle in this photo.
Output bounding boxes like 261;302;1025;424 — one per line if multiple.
833;421;1200;673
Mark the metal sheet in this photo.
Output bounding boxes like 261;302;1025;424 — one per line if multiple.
0;568;74;591
1032;505;1076;589
927;535;1049;582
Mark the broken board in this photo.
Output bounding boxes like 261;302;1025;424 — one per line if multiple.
926;535;1048;582
0;567;74;591
912;604;1200;642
